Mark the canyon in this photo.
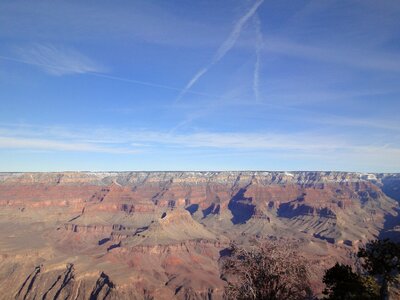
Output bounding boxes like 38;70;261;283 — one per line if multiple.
0;171;399;299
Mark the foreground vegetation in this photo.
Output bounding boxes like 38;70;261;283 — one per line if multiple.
222;239;400;300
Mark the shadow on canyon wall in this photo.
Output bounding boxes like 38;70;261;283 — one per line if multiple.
380;176;400;241
228;188;255;225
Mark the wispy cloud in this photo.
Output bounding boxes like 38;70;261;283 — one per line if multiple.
309;115;400;132
252;13;262;102
0;136;138;154
176;0;264;102
0;123;399;171
1;123;399;158
0;125;339;152
15;44;104;76
0;124;138;154
264;37;400;72
0;53;227;98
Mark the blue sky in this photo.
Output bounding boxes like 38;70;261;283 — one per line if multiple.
0;0;399;172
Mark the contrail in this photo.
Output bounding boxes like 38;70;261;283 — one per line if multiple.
253;13;263;102
0;55;219;98
175;0;264;103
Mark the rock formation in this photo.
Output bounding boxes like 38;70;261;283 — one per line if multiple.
0;171;399;299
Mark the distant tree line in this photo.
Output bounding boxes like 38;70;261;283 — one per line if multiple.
221;239;400;300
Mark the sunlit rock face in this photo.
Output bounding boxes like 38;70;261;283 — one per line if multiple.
0;171;399;299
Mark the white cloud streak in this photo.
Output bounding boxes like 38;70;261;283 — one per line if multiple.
15;44;104;76
176;0;264;102
0;54;227;99
253;13;262;102
0;136;138;154
0;130;337;152
264;37;400;72
1;123;399;162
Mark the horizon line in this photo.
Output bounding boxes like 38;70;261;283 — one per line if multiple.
0;170;398;174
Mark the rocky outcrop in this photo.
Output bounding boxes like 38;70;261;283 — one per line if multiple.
121;209;217;245
12;263;119;300
89;272;115;300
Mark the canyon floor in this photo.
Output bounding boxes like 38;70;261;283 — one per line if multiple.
0;171;399;299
